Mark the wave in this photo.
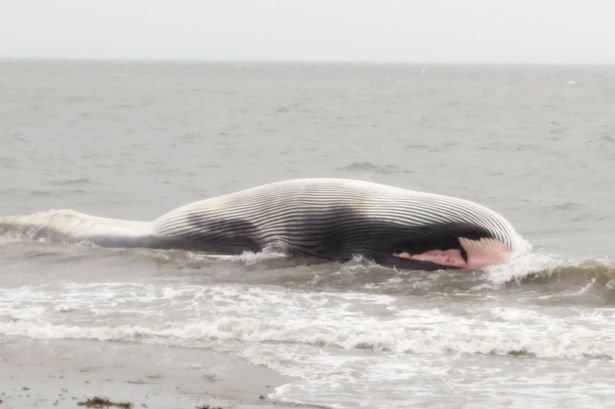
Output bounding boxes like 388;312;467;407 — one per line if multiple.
2;229;614;303
1;281;613;360
337;161;408;174
500;259;615;285
49;177;94;187
484;252;615;304
2;319;612;360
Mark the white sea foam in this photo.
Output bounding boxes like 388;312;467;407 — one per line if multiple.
1;282;614;360
487;248;615;287
218;249;289;264
486;250;563;285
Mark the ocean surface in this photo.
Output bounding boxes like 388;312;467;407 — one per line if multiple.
1;60;615;408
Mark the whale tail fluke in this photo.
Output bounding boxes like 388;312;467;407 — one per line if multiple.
0;210;153;247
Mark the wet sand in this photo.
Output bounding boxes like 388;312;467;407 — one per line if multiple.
0;336;309;409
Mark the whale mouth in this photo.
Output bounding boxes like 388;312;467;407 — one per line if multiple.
393;237;512;270
393;248;467;268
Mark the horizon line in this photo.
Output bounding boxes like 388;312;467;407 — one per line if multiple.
1;56;615;67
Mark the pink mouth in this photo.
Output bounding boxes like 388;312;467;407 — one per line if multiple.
393;248;467;268
393;237;512;269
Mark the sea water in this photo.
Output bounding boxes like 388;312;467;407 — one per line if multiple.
1;61;614;408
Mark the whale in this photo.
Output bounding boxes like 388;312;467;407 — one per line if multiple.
0;178;520;270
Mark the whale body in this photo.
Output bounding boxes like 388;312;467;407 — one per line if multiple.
0;179;521;270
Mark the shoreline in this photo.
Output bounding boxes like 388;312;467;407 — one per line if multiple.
0;336;314;409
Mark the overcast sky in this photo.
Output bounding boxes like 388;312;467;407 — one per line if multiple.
1;0;614;64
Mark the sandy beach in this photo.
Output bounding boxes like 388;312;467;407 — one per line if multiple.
0;336;309;409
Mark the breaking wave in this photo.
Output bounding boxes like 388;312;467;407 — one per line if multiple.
1;282;614;360
1;230;614;304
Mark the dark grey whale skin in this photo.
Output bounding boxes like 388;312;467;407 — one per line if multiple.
97;211;499;271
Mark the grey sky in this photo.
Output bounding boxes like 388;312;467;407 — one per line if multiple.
2;0;614;64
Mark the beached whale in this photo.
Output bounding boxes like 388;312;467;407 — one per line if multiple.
0;178;520;270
